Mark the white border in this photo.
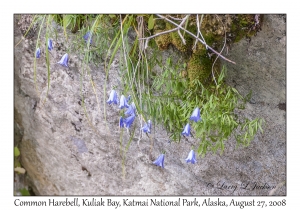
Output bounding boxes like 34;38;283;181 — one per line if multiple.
2;0;297;209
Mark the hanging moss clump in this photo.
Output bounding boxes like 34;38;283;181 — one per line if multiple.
187;43;212;83
154;30;172;50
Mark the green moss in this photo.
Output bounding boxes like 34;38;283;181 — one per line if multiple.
187;51;212;83
152;15;263;85
167;22;195;53
154;30;172;50
154;21;194;52
153;18;167;31
169;29;191;52
231;14;261;43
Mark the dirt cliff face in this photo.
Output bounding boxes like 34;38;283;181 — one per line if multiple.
14;14;285;195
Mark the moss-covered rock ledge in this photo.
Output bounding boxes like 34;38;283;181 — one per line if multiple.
153;15;263;84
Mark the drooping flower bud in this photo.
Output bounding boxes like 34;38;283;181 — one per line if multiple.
36;48;41;58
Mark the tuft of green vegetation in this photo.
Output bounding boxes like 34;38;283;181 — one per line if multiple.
19;188;30;196
14;147;20;157
14;146;23;169
142;59;264;156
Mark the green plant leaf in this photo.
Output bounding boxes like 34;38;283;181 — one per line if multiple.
20;188;30;196
148;15;154;30
14;147;20;157
62;15;72;39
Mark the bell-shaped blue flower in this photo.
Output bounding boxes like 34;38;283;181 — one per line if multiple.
190;107;201;122
153;154;164;168
181;123;191;136
141;120;151;133
83;31;92;44
107;90;118;105
185;150;197;164
119;116;125;128
125;102;136;116
119;95;129;109
124;115;135;128
36;48;41;58
48;39;53;51
57;53;69;67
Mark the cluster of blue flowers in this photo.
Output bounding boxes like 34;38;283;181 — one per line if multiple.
35;38;69;67
37;32;200;170
107;89;201;169
107;89;152;132
152;107;201;168
35;38;53;58
153;150;197;169
35;31;92;67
